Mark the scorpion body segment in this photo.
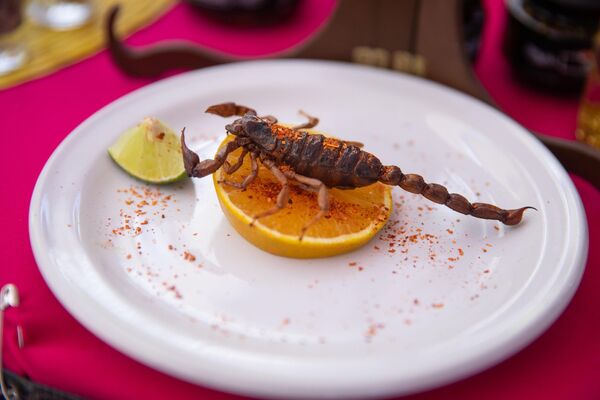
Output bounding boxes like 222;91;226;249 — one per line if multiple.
182;103;533;239
237;116;382;188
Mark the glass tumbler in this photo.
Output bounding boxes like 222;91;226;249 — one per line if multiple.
0;0;27;76
27;0;93;31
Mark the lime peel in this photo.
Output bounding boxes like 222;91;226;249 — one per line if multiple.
108;117;186;184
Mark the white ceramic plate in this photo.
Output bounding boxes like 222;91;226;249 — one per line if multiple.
30;60;587;399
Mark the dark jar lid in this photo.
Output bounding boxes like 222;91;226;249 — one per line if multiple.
541;0;600;13
185;0;299;26
508;0;600;45
504;0;600;93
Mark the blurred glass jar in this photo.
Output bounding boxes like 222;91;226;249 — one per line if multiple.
576;31;600;148
503;0;600;94
28;0;93;31
186;0;299;26
0;0;27;76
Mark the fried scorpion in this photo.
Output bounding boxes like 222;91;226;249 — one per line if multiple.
181;103;533;239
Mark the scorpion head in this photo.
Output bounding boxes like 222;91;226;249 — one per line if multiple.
224;118;245;135
225;113;276;150
207;104;275;149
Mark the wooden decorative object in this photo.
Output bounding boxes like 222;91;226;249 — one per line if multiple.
106;0;600;189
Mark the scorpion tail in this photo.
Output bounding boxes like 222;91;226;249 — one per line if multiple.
379;166;535;226
206;103;257;117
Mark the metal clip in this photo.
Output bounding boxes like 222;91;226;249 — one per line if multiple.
1;284;20;400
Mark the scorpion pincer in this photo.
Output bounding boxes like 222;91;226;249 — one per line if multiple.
181;103;534;240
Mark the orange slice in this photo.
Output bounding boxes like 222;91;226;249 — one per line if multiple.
214;134;392;258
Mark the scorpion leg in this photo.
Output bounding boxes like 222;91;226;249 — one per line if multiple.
222;149;248;175
293;182;317;192
181;129;240;178
344;140;364;148
293;110;319;130
284;171;330;240
250;159;290;225
219;152;259;190
379;166;534;225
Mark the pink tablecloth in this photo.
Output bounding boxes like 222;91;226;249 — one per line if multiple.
1;1;599;399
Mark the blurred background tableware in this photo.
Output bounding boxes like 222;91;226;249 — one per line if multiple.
27;0;94;31
0;0;27;76
576;30;600;148
0;0;173;90
503;0;600;94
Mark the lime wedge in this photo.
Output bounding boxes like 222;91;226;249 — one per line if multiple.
108;117;186;184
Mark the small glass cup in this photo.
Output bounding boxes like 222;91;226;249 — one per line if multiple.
27;0;93;31
0;0;27;76
576;31;600;148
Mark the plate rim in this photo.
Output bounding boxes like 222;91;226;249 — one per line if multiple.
29;59;588;398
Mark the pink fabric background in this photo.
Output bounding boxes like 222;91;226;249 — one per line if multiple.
1;0;599;399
